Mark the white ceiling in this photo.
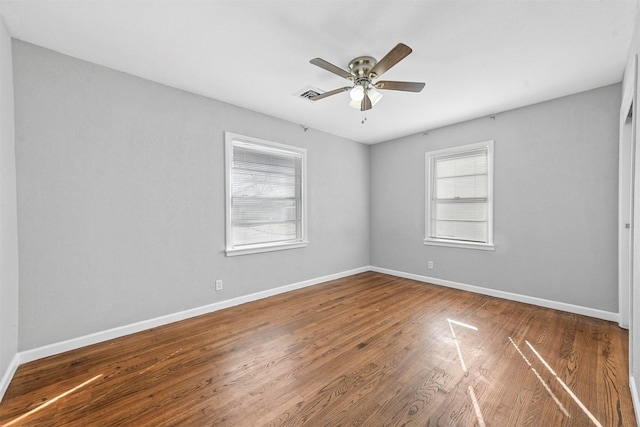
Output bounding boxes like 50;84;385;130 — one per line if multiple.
0;0;637;144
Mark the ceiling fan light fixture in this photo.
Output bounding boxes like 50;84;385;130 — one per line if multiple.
348;98;362;110
368;87;383;106
349;84;365;102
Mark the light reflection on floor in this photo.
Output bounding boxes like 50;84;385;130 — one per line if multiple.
447;319;602;427
467;385;486;427
447;317;605;426
525;340;603;427
3;374;103;426
508;336;570;418
447;318;478;373
447;318;485;426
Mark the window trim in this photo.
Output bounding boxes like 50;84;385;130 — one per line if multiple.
224;132;308;256
424;140;495;251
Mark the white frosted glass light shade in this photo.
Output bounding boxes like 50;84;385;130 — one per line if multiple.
368;87;383;106
350;85;365;101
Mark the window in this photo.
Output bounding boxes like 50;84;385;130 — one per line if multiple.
225;132;307;256
425;140;495;250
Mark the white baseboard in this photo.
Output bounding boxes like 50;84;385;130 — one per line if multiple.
19;266;371;364
0;354;20;402
371;266;619;322
631;375;640;425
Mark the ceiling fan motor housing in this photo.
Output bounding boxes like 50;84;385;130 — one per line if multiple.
348;56;378;79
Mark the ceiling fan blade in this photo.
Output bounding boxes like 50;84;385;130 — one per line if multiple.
375;81;425;92
369;43;412;78
310;58;353;80
308;86;350;101
361;93;372;111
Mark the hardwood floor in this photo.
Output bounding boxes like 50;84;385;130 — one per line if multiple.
0;272;635;426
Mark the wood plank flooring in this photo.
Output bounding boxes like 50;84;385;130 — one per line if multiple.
0;272;635;426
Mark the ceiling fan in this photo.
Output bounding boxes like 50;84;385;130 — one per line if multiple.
308;43;425;111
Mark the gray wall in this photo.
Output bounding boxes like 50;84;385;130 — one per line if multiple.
371;84;621;312
0;18;19;394
13;41;370;351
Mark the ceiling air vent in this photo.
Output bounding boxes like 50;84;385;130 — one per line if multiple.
295;86;324;101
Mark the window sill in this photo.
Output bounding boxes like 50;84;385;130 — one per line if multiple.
226;241;308;257
423;239;495;251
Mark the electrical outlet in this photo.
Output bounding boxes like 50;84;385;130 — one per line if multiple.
428;261;434;269
215;279;223;291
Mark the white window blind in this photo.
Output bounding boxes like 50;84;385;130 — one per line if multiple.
425;141;494;250
225;133;307;256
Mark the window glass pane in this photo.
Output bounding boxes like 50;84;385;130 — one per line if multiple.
435;201;487;221
233;147;300;175
232;198;299;223
232;170;298;198
435;175;487;199
435;151;487;178
433;220;487;242
233;222;298;245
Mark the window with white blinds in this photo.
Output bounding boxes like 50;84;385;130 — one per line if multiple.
425;141;495;250
225;132;307;256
